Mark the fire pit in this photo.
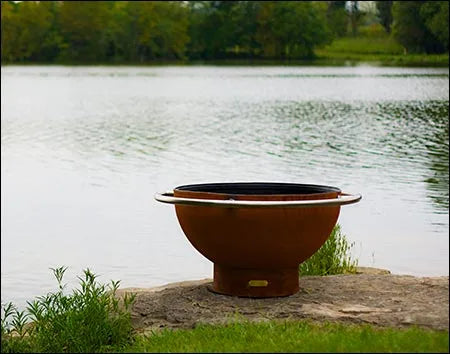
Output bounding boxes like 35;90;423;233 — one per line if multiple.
155;182;361;297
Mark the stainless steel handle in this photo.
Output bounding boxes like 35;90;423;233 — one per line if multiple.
154;191;361;208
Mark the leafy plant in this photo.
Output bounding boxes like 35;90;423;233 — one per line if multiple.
1;302;34;353
299;224;358;276
1;267;136;353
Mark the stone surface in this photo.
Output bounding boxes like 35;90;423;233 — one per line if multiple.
118;270;449;332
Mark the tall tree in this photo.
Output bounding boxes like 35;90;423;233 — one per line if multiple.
392;1;445;53
327;1;348;38
255;1;278;58
269;1;330;59
1;1;54;62
187;1;242;59
58;1;110;62
37;1;64;62
1;1;19;62
132;1;189;61
228;1;261;57
376;1;393;33
1;0;369;63
420;1;449;52
347;1;364;36
107;1;141;62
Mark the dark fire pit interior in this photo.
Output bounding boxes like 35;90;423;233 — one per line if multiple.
175;182;341;195
155;182;361;297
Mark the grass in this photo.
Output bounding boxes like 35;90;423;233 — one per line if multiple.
320;36;404;55
125;319;449;353
315;25;449;67
299;224;358;276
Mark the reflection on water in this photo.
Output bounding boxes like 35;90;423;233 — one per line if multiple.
1;65;449;309
423;105;449;211
4;65;449;79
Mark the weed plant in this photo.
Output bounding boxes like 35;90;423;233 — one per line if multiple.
1;267;136;353
299;224;358;276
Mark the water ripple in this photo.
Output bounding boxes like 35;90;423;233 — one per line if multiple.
1;66;448;309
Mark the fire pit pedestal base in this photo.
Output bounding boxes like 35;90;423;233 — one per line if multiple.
211;264;299;297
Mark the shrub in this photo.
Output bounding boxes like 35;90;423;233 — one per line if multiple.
358;23;389;38
299;224;358;276
1;267;136;353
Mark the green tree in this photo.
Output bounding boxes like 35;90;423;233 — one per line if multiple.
227;1;261;57
148;1;190;60
376;0;393;33
269;1;330;59
1;1;54;62
1;1;19;62
347;1;365;36
392;1;445;53
187;1;239;59
255;1;278;58
186;1;208;59
326;1;348;38
189;1;330;60
420;1;449;51
37;1;64;62
131;1;189;61
58;1;110;62
106;1;141;62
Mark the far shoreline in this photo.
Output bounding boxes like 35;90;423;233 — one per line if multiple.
2;54;449;68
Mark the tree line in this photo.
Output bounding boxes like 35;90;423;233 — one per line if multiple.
1;1;448;64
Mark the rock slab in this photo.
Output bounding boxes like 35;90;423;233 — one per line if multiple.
119;273;449;332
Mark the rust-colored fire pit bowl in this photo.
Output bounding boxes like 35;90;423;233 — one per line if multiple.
155;182;361;298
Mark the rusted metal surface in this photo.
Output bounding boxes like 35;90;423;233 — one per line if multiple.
158;182;359;298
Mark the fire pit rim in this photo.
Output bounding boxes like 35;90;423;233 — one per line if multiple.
154;182;362;208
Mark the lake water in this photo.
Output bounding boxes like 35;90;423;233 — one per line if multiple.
1;65;449;308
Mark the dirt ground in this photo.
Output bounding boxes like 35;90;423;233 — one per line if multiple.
118;268;449;333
